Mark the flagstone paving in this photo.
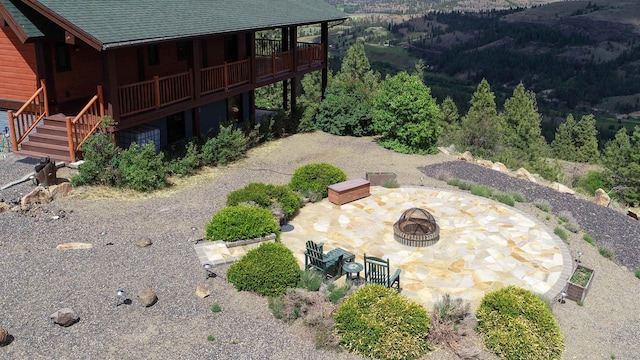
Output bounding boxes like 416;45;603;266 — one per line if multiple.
198;186;572;310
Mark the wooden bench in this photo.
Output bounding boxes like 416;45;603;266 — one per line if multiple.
328;178;370;205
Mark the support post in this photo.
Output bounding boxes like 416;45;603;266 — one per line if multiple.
7;110;18;152
321;22;329;99
65;116;75;162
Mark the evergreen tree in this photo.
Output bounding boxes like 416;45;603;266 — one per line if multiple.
573;114;600;163
499;83;548;166
441;96;459;125
315;41;380;136
551;114;600;163
458;79;501;158
551;114;577;160
602;127;640;204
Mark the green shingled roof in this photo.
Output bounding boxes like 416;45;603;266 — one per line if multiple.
0;0;57;39
33;0;347;49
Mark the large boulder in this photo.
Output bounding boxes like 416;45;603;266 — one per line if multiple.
476;159;493;168
515;167;537;183
549;182;576;195
0;326;8;345
459;151;474;162
195;285;211;298
138;288;158;307
491;162;509;173
594;188;610;207
50;308;79;327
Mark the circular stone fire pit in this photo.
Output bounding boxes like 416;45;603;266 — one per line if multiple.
393;208;440;247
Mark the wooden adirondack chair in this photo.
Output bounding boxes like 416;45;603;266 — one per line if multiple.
364;253;401;290
304;240;353;280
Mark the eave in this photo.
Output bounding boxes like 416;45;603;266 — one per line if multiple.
0;2;29;43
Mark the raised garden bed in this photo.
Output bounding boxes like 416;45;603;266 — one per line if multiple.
566;264;595;302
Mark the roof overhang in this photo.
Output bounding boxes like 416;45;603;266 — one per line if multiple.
0;1;29;43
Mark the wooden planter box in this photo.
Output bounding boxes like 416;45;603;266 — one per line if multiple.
566;264;595;302
365;172;397;186
328;178;370;205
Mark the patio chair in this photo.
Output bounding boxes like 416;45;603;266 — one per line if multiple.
304;240;353;280
364;253;401;290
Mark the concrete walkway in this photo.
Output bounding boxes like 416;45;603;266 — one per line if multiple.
198;186;572;310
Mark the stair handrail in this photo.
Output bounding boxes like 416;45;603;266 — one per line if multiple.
7;79;49;152
66;86;104;161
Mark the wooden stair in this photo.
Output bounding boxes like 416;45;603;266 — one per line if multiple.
18;113;73;163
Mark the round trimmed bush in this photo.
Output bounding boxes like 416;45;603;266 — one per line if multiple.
289;162;347;198
227;242;300;296
334;284;431;360
476;286;564;360
226;182;302;219
205;205;280;241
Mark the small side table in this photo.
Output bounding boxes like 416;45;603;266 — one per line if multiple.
343;262;364;284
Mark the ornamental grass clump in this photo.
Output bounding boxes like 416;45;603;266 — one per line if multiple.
334;284;431;360
227;242;300;297
476;286;564;360
289;162;347;199
205;205;280;241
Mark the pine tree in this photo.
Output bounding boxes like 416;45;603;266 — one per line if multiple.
500;83;547;164
551;114;578;161
441;96;459;125
573;114;600;163
459;79;501;158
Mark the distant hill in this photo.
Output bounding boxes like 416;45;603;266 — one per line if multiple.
326;0;564;13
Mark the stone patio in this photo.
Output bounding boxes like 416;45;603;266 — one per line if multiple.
197;186;572;310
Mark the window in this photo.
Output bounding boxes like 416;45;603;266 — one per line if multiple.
148;45;159;66
177;41;190;61
54;43;71;72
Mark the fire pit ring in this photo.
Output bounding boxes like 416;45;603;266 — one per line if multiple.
393;207;440;247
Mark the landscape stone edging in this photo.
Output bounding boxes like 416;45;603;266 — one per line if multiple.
224;233;277;248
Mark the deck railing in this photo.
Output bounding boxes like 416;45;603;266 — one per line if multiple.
66;86;104;161
117;42;324;116
7;79;48;152
118;70;193;117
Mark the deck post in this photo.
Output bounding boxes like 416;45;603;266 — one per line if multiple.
223;62;229;90
153;76;160;109
65;116;75;162
41;79;49;117
7;110;18;152
321;22;329;99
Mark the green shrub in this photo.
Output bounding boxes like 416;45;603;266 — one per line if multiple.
471;184;494;198
635;270;640;280
167;140;202;177
207;334;215;341
205;205;280;241
476;286;564;360
533;199;551;212
210;303;221;313
334;284;431;360
599;247;613;259
492;192;515;206
289;163;347;198
446;178;473;191
583;234;596;246
268;296;285;319
201;124;246;166
381;178;400;188
508;191;526;202
114;142;168;191
227;242;300;296
297;270;323;291
554;227;568;241
227;182;301;219
326;282;352;304
73;132;120;186
577;170;610;195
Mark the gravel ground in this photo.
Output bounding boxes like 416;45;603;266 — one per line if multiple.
1;132;639;359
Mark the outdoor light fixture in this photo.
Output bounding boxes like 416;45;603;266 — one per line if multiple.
559;290;567;304
191;226;200;243
203;263;216;280
116;289;127;307
576;251;584;263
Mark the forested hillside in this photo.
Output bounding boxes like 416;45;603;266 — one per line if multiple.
325;0;640;145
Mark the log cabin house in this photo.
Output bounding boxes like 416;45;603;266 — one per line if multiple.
0;0;346;162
